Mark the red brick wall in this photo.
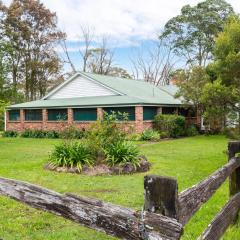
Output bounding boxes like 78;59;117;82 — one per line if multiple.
5;106;153;133
135;106;144;133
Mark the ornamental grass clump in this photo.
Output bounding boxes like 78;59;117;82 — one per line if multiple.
50;141;93;172
104;141;140;168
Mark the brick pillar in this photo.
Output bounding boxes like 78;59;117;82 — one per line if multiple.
20;109;24;131
157;107;162;115
97;107;104;120
42;109;48;130
135;106;143;133
68;108;73;124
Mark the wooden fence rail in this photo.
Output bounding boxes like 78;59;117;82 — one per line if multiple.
1;141;240;239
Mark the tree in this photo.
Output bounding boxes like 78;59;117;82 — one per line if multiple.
87;37;114;75
214;16;240;92
131;41;175;85
108;67;132;79
213;15;240;132
160;0;234;66
175;66;210;113
1;0;65;101
200;80;236;131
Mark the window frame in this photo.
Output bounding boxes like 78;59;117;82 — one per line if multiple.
103;107;135;121
73;108;97;122
47;109;68;121
143;107;157;121
8;110;20;122
24;109;43;121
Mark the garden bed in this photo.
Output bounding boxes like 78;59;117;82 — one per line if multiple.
44;155;150;176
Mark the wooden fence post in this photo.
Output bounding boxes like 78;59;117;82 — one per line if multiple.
144;175;179;220
228;141;240;196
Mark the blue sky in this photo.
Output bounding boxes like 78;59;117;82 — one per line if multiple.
4;0;240;73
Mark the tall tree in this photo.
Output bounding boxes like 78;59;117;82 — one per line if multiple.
160;0;234;66
213;15;240;132
87;37;114;75
1;0;65;101
175;66;210;113
131;41;175;85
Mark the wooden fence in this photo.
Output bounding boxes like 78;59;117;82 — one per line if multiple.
1;141;240;239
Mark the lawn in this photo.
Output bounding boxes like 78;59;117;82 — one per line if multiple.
0;135;239;240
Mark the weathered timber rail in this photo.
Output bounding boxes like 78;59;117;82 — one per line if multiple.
0;177;182;240
1;141;240;239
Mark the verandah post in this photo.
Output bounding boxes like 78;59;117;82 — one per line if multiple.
228;141;240;196
144;175;179;220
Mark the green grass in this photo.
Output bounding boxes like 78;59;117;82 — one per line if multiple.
0;135;239;239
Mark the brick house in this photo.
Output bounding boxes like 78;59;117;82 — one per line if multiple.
5;72;199;133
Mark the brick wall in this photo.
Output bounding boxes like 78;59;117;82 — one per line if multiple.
5;106;153;133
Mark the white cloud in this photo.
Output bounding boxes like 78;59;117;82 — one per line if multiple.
3;0;240;47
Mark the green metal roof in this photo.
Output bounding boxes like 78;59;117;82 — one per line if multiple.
8;72;183;109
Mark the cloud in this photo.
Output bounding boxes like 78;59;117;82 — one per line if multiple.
3;0;240;47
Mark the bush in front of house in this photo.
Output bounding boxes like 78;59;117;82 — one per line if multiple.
50;141;94;172
59;125;86;139
140;129;160;141
21;129;46;138
48;112;145;173
154;114;186;138
86;111;127;156
2;130;18;137
104;141;140;168
185;125;199;136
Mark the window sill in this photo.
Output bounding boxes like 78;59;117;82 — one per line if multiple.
47;121;68;123
24;121;43;123
8;121;21;123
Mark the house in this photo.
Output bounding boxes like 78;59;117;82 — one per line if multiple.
5;72;199;133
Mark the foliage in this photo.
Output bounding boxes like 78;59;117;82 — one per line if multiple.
140;129;160;141
86;112;128;155
20;129;59;139
214;16;240;90
200;80;237;131
0;0;65;101
21;129;45;138
59;125;86;139
2;130;18;137
0;100;8;131
159;0;234;66
175;66;210;111
154;114;186;138
50;141;93;172
185;125;199;136
104;141;140;168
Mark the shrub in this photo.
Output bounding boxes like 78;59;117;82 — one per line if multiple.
154;114;185;138
21;129;46;138
222;128;240;140
50;141;93;172
185;125;199;136
2;130;18;137
140;129;160;141
45;130;60;139
60;125;86;139
127;133;141;141
86;112;127;155
104;141;140;168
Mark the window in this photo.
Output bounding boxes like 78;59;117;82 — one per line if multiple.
25;109;42;121
48;109;68;121
143;107;157;120
162;107;176;115
9;110;20;121
103;107;135;121
73;108;97;121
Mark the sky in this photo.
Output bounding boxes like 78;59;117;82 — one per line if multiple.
3;0;240;73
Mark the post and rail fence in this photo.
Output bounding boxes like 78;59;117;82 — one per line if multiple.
0;141;240;239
